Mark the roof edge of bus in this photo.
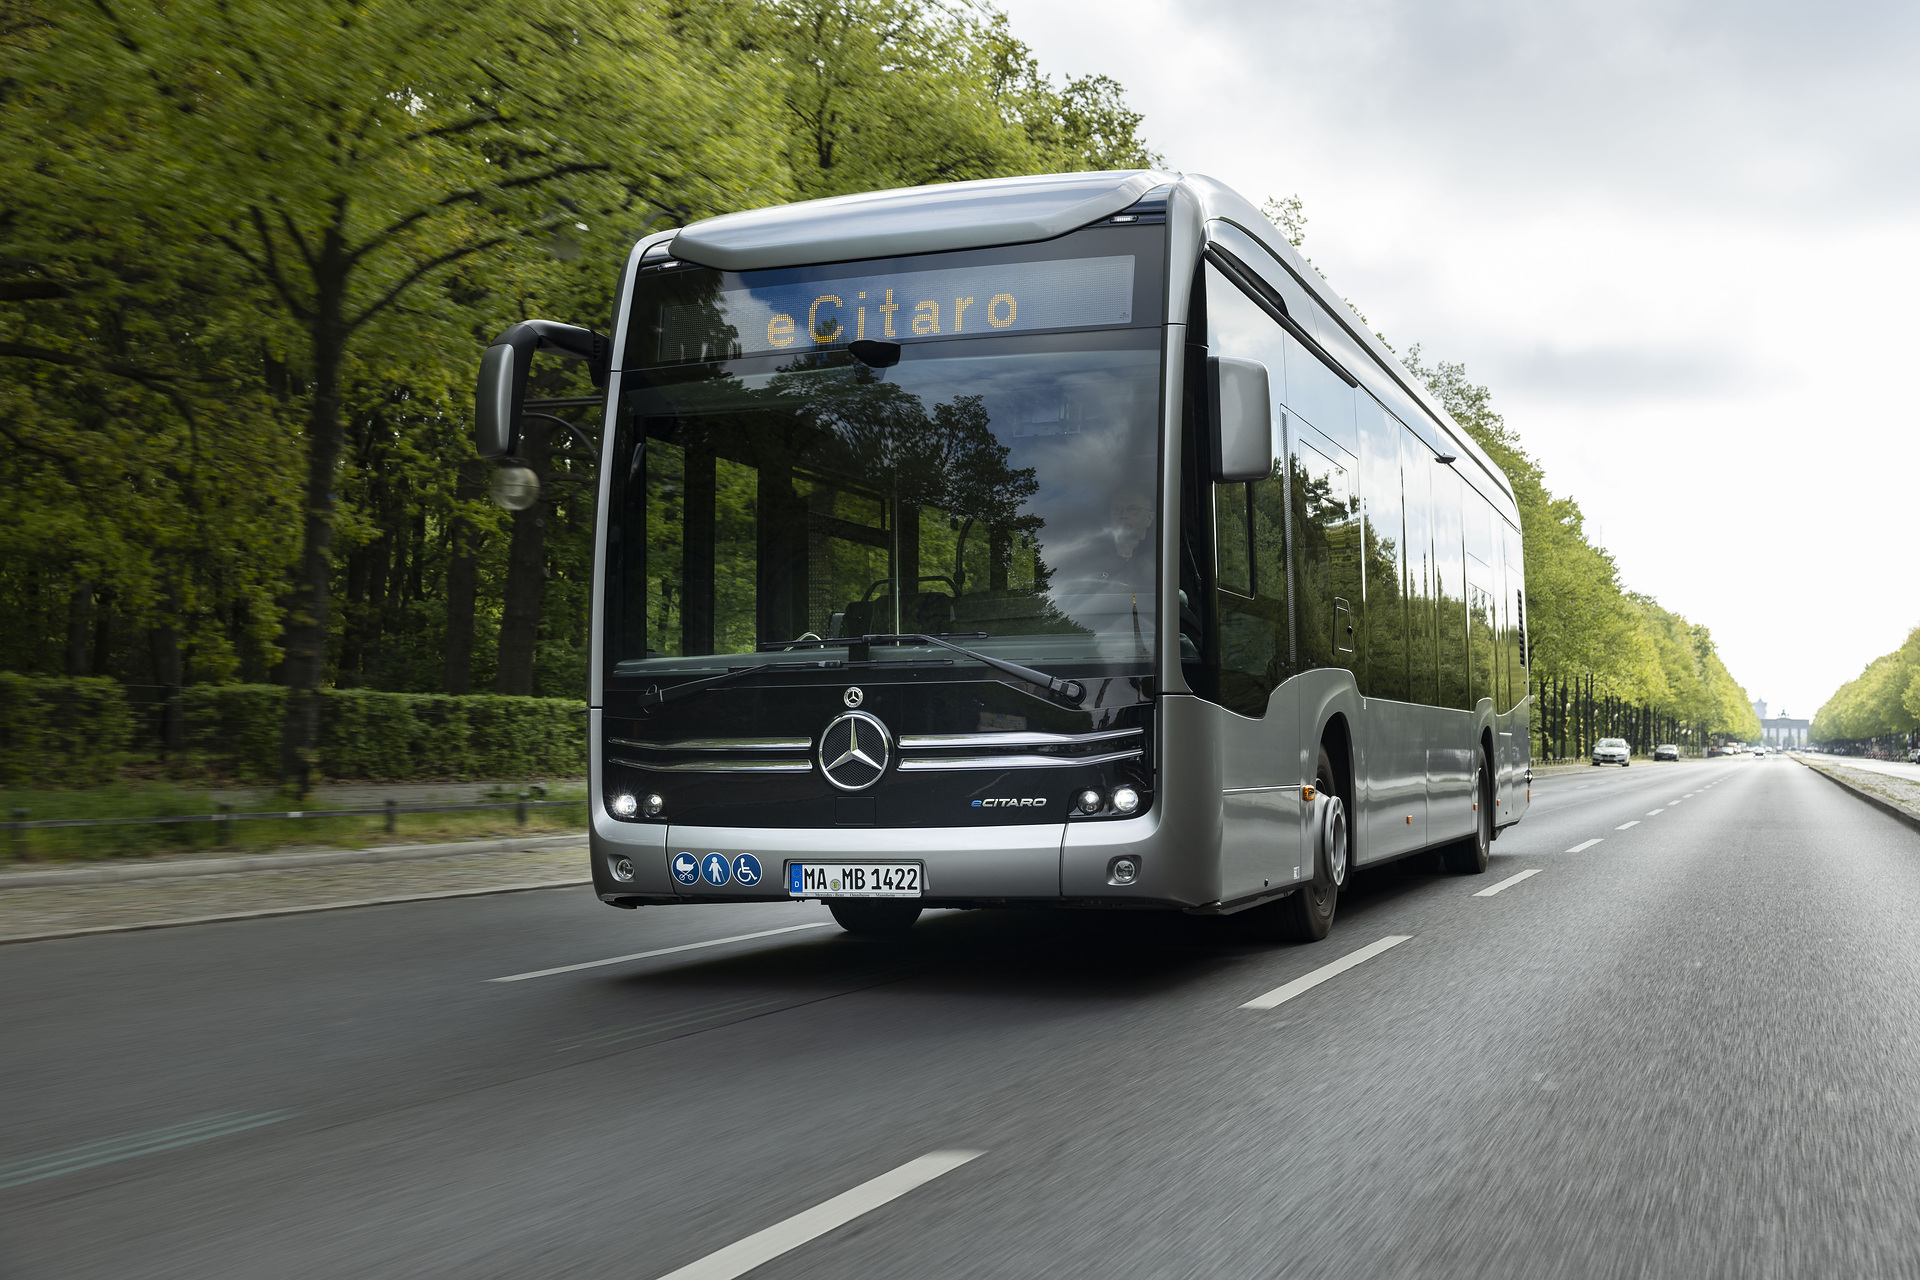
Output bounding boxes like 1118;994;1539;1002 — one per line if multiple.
668;170;1181;273
1178;174;1518;508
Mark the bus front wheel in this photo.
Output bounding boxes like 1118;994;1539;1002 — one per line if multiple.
1269;747;1346;942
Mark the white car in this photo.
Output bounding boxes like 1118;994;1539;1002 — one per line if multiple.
1591;738;1630;766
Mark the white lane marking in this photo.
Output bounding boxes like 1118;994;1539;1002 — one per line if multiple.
1473;868;1541;897
1616;820;1640;829
1646;809;1665;816
654;1150;983;1280
489;923;834;982
1242;935;1412;1009
1566;839;1603;853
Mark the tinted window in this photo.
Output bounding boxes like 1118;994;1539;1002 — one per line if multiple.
1402;427;1438;705
1433;464;1469;709
1502;519;1527;710
1292;427;1360;673
1201;263;1291;716
1284;333;1358;459
1359;399;1407;701
1466;492;1497;708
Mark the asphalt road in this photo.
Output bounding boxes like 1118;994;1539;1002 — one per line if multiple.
6;753;1919;1278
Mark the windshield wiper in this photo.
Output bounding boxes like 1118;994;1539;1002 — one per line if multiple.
772;633;1086;704
635;659;844;710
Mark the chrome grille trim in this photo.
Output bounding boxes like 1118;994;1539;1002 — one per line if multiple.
897;728;1142;749
607;736;811;752
897;748;1143;771
607;756;812;774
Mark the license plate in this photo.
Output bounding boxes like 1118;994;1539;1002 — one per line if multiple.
788;862;922;898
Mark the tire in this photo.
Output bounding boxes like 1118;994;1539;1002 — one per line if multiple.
1267;747;1347;942
1443;755;1493;875
827;899;922;935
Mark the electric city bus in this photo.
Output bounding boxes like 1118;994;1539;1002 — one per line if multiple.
474;170;1532;941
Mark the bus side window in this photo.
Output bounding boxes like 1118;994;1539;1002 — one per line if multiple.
1502;519;1527;707
1359;399;1407;701
1198;261;1290;717
1401;427;1438;705
1466;491;1497;708
1432;463;1469;710
1291;430;1360;673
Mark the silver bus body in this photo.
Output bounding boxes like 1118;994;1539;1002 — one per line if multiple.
580;170;1530;920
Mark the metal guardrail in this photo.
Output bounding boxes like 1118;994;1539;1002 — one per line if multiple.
3;793;586;845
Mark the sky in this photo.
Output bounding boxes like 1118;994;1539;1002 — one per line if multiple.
1000;0;1920;723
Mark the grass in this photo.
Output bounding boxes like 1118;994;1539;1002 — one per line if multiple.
0;781;588;864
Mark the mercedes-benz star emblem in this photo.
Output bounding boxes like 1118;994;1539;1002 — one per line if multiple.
843;686;863;708
819;710;891;791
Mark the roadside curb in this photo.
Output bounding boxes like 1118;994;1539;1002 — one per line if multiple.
0;833;588;889
1798;758;1920;835
0;876;593;946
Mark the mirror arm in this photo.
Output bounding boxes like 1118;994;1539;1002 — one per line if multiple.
520;411;597;459
474;320;609;460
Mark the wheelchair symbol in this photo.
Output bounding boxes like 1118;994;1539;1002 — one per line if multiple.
732;854;762;886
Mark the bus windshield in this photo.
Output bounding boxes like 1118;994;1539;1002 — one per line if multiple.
604;322;1162;684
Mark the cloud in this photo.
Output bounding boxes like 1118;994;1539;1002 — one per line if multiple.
1491;342;1748;403
1001;0;1920;719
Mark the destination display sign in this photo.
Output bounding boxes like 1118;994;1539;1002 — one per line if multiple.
657;254;1135;362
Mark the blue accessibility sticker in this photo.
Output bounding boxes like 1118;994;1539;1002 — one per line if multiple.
731;853;763;887
671;852;699;885
701;852;732;887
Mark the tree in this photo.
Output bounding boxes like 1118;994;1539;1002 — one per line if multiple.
9;0;787;787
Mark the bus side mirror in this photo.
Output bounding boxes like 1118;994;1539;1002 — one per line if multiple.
1208;356;1274;482
475;320;610;459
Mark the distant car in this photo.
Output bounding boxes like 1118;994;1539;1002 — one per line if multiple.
1654;744;1679;761
1908;748;1920;764
1592;737;1630;766
1751;745;1767;756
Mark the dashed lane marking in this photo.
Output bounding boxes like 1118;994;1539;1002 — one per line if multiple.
489;922;834;983
0;1110;294;1189
652;1150;984;1280
1242;935;1413;1010
1616;820;1640;829
1646;809;1665;816
1566;839;1603;853
1473;869;1541;897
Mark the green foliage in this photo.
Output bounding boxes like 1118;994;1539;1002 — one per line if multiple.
0;675;135;786
167;685;585;781
1813;626;1920;743
0;0;1157;772
176;684;288;781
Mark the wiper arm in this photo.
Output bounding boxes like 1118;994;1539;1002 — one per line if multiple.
636;659;844;709
774;633;1086;704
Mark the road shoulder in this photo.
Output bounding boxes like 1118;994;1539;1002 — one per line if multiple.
0;840;590;944
1796;756;1920;834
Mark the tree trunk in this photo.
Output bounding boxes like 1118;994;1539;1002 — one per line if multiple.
443;457;486;695
495;422;553;696
65;583;93;676
149;586;184;757
278;295;351;794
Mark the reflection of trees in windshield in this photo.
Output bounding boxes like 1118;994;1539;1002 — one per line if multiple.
615;343;1157;668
